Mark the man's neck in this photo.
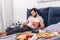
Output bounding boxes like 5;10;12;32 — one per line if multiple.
33;14;38;18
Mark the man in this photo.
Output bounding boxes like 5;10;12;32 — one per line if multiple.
0;8;45;36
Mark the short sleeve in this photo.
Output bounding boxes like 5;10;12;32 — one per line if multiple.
39;16;44;22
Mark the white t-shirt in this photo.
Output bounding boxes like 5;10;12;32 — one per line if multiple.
27;15;44;28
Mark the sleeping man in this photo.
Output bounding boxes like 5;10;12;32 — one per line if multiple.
0;8;45;36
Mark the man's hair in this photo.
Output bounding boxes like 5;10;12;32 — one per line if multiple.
30;8;41;15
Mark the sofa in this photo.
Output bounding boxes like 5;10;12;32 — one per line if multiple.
27;7;60;27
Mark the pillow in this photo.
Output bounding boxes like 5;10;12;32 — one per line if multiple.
48;7;60;26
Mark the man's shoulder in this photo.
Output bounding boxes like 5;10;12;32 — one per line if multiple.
28;16;32;20
38;15;42;18
29;16;32;18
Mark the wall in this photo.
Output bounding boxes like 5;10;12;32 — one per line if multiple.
0;0;2;16
0;0;4;32
2;0;13;29
13;0;60;23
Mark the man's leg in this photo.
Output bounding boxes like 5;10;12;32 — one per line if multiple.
6;26;14;32
23;25;33;31
0;27;25;36
6;27;25;35
0;26;16;36
0;25;32;36
6;25;32;35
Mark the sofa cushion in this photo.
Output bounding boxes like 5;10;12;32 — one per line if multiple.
27;8;49;27
48;7;60;25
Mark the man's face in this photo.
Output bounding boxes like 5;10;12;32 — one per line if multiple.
31;10;37;17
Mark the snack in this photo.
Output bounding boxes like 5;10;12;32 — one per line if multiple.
47;32;55;38
16;33;33;40
16;34;27;40
37;32;56;38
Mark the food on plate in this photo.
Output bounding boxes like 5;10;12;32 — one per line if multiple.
37;32;56;38
16;33;33;40
16;34;27;40
26;33;33;38
47;32;56;38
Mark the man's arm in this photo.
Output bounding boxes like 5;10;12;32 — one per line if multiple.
22;20;29;26
20;20;29;28
39;21;45;29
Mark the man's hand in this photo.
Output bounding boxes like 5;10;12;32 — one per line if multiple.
20;24;24;28
20;20;29;28
39;27;44;30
